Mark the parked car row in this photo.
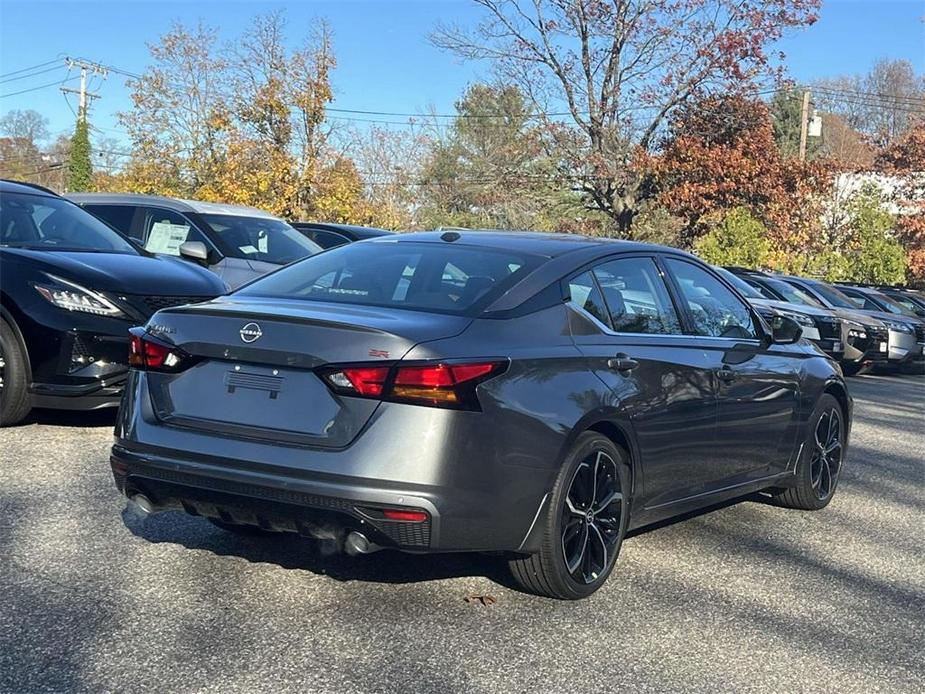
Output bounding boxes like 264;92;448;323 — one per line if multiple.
0;179;903;599
0;182;390;425
724;267;925;376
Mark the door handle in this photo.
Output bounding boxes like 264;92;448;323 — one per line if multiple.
717;366;736;382
608;353;639;373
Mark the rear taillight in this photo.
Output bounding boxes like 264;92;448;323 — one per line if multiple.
320;360;506;410
128;328;195;372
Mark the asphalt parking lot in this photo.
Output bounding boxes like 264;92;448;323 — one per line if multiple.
1;374;923;694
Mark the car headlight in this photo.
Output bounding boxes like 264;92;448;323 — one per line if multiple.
843;319;867;338
884;320;914;334
782;311;815;328
33;274;125;317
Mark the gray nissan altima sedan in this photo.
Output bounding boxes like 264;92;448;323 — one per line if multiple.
112;231;852;599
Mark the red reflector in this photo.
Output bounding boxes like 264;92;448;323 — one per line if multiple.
129;334;144;367
341;366;390;396
394;362;498;386
382;509;428;522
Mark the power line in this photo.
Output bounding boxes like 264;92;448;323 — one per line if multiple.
0;65;65;85
0;58;61;79
0;75;78;99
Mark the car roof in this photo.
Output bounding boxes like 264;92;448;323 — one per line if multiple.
65;192;282;220
367;229;679;259
292;221;392;238
1;179;60;197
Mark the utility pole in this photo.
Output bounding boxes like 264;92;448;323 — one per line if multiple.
798;89;811;162
61;58;108;121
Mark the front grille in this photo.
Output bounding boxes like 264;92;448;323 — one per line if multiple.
915;324;925;344
122;294;214;318
866;326;890;361
815;318;841;340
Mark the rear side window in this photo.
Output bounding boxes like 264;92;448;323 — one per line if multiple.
240;241;543;315
568;272;610;326
665;258;757;339
83;204;140;240
592;258;682;334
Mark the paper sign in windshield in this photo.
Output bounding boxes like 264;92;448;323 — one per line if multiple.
146;221;191;255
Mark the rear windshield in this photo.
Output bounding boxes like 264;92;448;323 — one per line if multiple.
198;214;321;265
239;241;543;315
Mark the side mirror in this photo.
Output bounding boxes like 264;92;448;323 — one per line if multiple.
179;241;209;265
770;314;803;344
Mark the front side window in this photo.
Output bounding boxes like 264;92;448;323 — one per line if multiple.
199;214;321;265
142;208;207;256
592;257;682;334
0;191;136;254
240;241;542;315
665;258;757;339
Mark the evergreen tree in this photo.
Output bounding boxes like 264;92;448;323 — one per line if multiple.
67;118;93;191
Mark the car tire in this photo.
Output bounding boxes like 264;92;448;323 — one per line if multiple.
0;318;32;427
508;431;630;600
207;518;279;536
772;394;845;511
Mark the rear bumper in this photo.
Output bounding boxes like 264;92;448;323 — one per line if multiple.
110;443;550;553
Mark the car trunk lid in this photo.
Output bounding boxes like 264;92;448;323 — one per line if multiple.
142;296;471;447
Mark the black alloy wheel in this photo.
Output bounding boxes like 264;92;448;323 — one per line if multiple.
509;432;629;599
561;450;623;584
772;393;845;511
810;407;843;501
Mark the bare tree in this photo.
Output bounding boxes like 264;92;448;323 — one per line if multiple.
0;109;50;145
432;0;821;235
815;59;925;147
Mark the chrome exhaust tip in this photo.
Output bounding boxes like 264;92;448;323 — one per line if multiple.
127;493;157;515
344;530;381;556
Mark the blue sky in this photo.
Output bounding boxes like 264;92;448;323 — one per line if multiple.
1;0;923;147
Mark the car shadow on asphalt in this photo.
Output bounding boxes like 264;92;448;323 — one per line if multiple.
120;491;774;590
121;506;519;589
20;408;118;428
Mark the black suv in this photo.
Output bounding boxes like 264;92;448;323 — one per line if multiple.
0;181;226;425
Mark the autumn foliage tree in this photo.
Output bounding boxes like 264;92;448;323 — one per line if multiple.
433;0;821;235
115;12;370;222
874;120;925;280
654;94;831;258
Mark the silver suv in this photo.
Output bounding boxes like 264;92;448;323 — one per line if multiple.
68;194;322;289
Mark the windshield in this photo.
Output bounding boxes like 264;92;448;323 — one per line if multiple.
763;278;823;307
714;267;763;299
801;280;856;309
870;291;919;317
0;191;137;254
885;292;925;314
199;214;321;265
239;241;543;315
